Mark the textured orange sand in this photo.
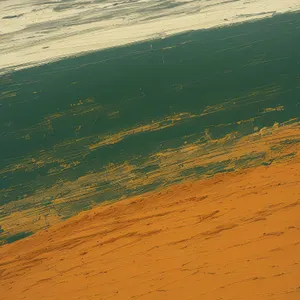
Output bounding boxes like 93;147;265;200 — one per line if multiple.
1;155;300;300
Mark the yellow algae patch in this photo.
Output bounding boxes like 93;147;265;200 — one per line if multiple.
2;113;299;182
48;161;81;175
8;141;77;175
108;111;120;119
0;206;61;239
50;122;300;197
0;90;17;100
9;83;278;142
23;134;31;140
70;100;84;107
262;105;284;113
53;186;99;205
201;84;281;116
88;112;197;150
46;112;63;121
1;121;299;241
0;150;76;175
10;98;99;139
70;98;94;107
236;117;257;125
145;120;300;181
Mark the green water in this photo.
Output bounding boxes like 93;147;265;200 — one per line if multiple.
1;12;300;244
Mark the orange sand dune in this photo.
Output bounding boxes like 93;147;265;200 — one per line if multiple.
1;154;300;299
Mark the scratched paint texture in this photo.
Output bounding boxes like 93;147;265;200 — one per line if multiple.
1;12;300;244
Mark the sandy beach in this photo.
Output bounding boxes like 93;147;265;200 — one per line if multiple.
1;147;299;299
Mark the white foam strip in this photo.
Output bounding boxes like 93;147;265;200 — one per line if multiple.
0;0;299;73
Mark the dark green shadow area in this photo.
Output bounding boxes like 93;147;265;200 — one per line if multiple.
2;231;33;244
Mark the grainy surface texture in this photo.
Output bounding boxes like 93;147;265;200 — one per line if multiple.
0;149;299;300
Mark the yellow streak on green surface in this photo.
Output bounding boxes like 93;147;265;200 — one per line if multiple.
1;120;299;240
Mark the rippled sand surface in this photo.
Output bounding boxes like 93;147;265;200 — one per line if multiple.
0;146;299;299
